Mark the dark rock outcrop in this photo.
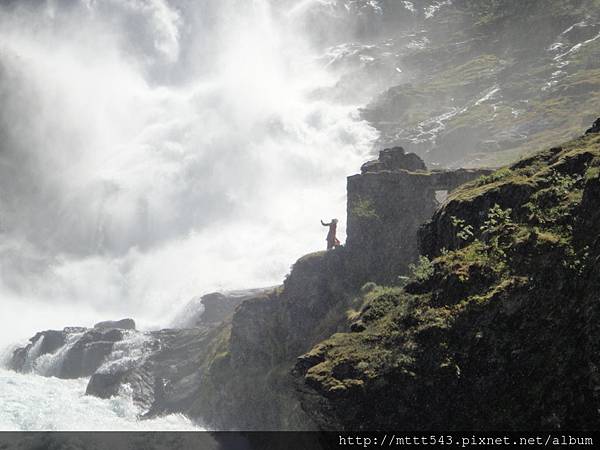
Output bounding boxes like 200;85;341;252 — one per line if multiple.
190;250;354;430
86;366;156;412
94;318;136;330
172;288;275;329
347;147;491;283
586;118;600;134
11;321;221;415
198;289;272;326
58;328;124;379
294;127;600;431
360;147;426;173
10;329;68;372
10;325;125;378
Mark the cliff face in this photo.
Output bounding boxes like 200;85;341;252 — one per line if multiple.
10;127;600;431
294;127;600;430
6;148;495;430
188;148;491;429
346;147;490;284
189;249;355;430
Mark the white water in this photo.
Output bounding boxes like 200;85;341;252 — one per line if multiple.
0;368;200;431
0;328;202;430
0;0;377;342
0;0;379;430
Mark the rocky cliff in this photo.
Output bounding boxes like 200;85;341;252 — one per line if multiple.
185;147;490;429
346;147;490;284
9;123;600;431
9;147;486;430
294;123;600;430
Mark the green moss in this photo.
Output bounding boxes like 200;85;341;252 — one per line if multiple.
351;197;379;220
473;167;513;186
449;174;534;203
585;165;600;181
297;133;600;430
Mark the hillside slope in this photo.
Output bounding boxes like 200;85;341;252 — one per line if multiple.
311;0;600;168
295;126;600;430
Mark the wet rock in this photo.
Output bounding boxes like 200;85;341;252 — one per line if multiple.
58;329;124;379
87;367;155;412
94;318;136;330
10;329;68;371
199;289;272;326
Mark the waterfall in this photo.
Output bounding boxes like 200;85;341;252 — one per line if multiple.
0;0;378;346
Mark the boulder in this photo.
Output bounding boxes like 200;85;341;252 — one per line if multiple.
199;289;274;326
10;329;68;371
173;288;277;328
94;318;136;330
86;367;155;412
585;118;600;134
58;328;124;379
361;147;427;174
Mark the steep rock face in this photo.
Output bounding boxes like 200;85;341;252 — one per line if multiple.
294;127;600;431
183;148;489;429
346;147;490;283
190;250;356;430
185;149;491;430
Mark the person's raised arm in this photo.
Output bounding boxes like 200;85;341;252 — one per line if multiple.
321;220;330;227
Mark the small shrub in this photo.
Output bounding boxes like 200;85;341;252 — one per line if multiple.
474;167;512;187
451;216;475;242
408;255;434;283
480;204;517;261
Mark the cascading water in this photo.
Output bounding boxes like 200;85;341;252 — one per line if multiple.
1;327;199;430
0;0;378;343
30;330;86;377
0;0;379;430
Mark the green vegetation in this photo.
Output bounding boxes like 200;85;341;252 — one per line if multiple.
363;0;600;169
296;132;600;430
407;255;434;283
351;196;379;220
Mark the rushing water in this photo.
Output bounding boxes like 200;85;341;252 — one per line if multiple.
0;330;201;431
0;369;200;431
0;0;378;346
0;0;379;430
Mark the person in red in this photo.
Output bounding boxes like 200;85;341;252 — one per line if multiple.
321;218;341;250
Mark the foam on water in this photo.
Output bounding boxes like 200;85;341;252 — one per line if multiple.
0;368;201;431
97;331;154;375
